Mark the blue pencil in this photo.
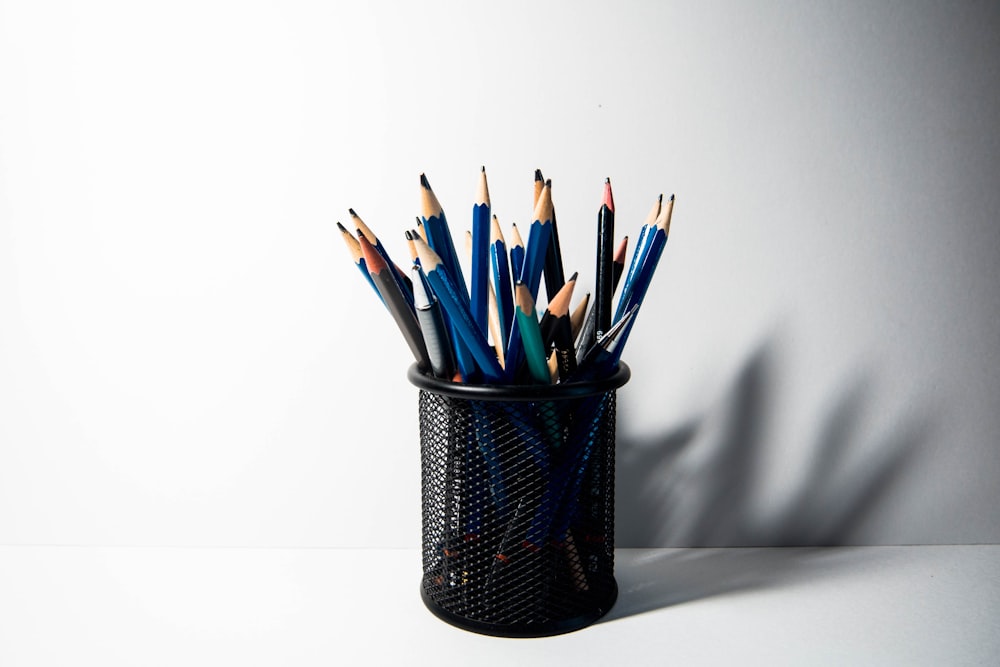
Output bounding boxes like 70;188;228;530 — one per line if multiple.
618;194;674;319
471;167;491;338
420;174;468;302
538;169;566;302
420;173;478;381
414;236;504;383
509;223;526;287
335;221;382;305
349;208;413;311
490;214;514;349
517;180;554;301
614;194;662;324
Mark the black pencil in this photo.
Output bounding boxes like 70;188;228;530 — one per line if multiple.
540;274;578;381
540;272;577;349
594;178;615;340
539;169;566;301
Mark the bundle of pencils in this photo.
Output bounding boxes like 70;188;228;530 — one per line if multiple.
337;168;674;384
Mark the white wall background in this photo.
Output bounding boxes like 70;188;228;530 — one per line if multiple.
1;0;998;548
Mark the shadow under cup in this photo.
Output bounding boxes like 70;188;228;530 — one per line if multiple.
408;363;630;637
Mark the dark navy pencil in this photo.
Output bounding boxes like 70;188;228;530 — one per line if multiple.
615;194;661;323
509;222;525;287
517;180;553;301
594;178;616;340
490;214;514;350
471;167;491;337
618;194;674;319
420;173;479;381
538;169;566;301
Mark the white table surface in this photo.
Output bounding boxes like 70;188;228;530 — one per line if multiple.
1;545;996;666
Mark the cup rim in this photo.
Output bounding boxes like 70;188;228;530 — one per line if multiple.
407;362;631;401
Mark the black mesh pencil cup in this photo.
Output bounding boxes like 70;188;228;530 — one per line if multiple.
409;363;630;637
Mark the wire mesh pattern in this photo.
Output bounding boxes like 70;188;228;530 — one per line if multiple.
416;381;621;637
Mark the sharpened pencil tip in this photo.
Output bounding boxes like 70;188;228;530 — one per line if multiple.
348;208;358;217
568;271;578;282
336;221;348;232
534;168;543;181
481;165;485;172
605;177;610;184
670;193;675;201
602;178;615;212
404;229;413;240
420;173;430;189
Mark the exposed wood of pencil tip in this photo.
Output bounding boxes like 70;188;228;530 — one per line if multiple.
656;194;675;233
570;292;591;338
643;194;663;227
514;281;536;315
510;222;524;247
490;214;505;244
613;236;629;263
348;208;379;245
531;180;553;225
404;230;418;262
335;221;364;263
476;166;490;207
545;271;577;318
411;234;443;270
419;173;444;218
356;230;388;273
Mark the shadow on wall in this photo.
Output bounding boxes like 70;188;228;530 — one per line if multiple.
604;337;936;622
615;337;932;548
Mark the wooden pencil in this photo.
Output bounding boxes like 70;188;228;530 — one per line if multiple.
514;281;550;384
420;173;478;381
490;214;514;350
509;222;526;283
540;170;566;301
539;273;577;381
517;180;553;301
414;235;504;383
471;166;491;337
618;194;674;318
350;208;413;309
335;221;382;304
570;291;590;341
419;173;468;302
404;229;419;265
611;235;628;293
616;193;662;323
357;231;430;372
539;272;577;349
594;178;615;340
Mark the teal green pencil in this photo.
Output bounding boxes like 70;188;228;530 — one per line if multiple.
514;281;550;384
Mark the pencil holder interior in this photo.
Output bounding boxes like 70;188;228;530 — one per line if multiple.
408;363;630;637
